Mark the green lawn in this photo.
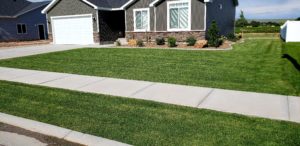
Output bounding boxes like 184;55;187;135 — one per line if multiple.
0;80;300;146
0;37;299;96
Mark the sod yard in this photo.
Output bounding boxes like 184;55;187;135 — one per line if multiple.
0;34;300;145
0;81;300;146
0;34;299;96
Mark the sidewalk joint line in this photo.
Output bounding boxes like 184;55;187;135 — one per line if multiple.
38;75;71;85
75;78;107;89
62;130;73;139
287;96;291;121
197;89;214;107
130;83;156;96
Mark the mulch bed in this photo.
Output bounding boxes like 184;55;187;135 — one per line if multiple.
123;41;232;50
0;40;50;48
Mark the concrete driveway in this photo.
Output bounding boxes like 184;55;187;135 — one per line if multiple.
0;44;114;60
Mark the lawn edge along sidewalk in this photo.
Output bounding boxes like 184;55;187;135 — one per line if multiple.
1;67;300;123
0;112;131;146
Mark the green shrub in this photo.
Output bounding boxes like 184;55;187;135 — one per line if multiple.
136;39;144;47
207;21;222;47
167;37;177;47
156;37;165;45
186;36;197;46
226;33;238;42
296;17;300;21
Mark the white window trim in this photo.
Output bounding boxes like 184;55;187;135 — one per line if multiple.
167;0;191;32
133;8;150;32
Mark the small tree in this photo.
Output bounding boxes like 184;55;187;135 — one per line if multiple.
207;21;222;47
296;17;300;21
235;11;248;27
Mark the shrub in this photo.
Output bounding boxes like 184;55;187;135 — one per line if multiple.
136;39;144;47
226;33;238;42
297;17;300;21
128;39;137;46
207;21;222;47
167;37;177;47
156;37;165;45
186;36;197;46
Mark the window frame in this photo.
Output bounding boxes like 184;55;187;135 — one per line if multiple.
16;23;27;34
167;0;191;32
133;8;150;32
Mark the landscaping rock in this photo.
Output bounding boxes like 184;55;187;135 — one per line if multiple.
194;40;208;48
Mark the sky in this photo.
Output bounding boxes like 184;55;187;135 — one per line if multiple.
28;0;300;19
237;0;300;19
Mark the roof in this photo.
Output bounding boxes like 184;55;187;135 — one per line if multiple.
0;0;50;18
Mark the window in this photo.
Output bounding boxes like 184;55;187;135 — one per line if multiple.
167;1;191;31
17;24;27;34
133;8;150;31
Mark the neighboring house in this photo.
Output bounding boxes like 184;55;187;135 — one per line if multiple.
0;0;50;42
42;0;237;45
281;21;300;42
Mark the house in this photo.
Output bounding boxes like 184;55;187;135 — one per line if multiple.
0;0;50;42
281;21;300;42
42;0;237;45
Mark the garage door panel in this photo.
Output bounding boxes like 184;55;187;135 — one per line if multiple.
52;15;94;45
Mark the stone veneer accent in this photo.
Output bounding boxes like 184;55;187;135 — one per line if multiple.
125;31;206;42
48;34;53;41
93;33;100;43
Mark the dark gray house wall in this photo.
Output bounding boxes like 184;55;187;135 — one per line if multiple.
206;0;236;36
125;0;154;31
47;0;98;33
155;0;205;31
0;7;47;41
125;0;205;32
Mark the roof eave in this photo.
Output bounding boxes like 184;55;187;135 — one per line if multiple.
150;0;212;7
42;0;98;14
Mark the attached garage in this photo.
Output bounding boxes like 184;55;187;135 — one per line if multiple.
51;14;94;45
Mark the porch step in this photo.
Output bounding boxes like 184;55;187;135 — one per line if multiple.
116;38;128;46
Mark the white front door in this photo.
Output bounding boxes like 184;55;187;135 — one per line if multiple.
51;14;94;45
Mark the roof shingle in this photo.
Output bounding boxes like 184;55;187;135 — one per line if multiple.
0;0;49;18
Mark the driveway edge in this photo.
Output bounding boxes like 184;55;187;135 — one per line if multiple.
0;112;131;146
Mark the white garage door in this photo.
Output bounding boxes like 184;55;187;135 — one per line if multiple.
51;14;94;45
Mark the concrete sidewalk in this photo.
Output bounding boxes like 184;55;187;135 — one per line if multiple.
0;44;114;60
0;67;299;123
0;113;130;146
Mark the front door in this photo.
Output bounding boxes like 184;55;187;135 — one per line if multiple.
38;25;45;40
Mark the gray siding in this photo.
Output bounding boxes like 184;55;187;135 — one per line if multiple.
126;0;205;32
0;7;48;41
47;0;97;33
125;0;154;31
206;0;236;35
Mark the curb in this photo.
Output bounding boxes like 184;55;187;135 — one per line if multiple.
0;113;131;146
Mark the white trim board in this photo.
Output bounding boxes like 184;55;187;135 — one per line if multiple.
133;8;151;32
42;0;133;13
166;0;192;32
